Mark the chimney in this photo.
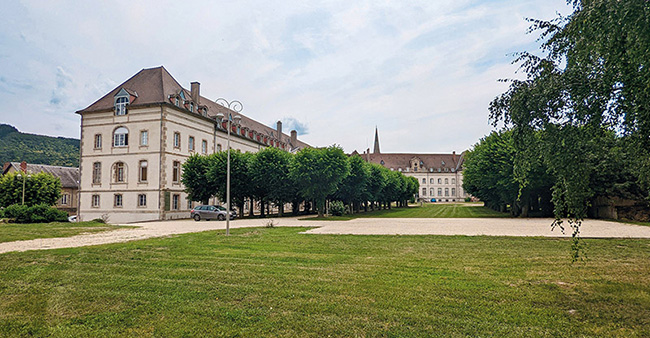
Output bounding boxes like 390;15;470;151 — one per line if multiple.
20;161;27;173
290;130;297;145
276;121;283;141
452;151;456;163
191;82;200;104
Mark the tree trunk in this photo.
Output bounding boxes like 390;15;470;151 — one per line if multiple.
260;200;265;218
249;199;254;217
317;199;324;218
238;202;245;218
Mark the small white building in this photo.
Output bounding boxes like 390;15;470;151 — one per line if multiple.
76;66;308;223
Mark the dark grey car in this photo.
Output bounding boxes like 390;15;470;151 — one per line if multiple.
190;205;237;221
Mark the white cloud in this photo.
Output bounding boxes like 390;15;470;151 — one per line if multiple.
0;0;572;151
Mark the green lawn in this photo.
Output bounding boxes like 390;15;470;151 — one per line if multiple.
1;227;648;337
303;202;510;220
0;221;128;244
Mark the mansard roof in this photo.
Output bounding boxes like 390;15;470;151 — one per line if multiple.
365;152;465;172
77;66;309;150
3;162;79;188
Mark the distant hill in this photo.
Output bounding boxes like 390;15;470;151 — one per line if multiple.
0;124;80;167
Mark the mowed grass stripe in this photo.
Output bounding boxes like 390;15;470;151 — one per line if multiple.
1;227;649;337
304;202;510;220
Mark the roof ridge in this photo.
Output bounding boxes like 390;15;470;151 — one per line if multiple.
11;162;78;169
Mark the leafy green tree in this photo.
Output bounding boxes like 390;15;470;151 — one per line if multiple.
463;131;554;216
250;147;294;217
380;170;403;209
206;150;253;218
463;131;519;213
181;154;213;204
366;164;388;210
489;0;650;230
290;146;349;217
402;176;419;206
335;155;370;213
0;171;61;207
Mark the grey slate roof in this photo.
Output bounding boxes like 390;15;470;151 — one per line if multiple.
4;162;79;188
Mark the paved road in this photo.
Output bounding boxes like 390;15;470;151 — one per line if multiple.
1;217;649;254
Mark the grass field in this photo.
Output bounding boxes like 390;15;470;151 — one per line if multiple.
0;221;128;244
1;227;648;337
303;202;510;220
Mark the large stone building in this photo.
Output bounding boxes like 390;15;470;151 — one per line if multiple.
2;161;80;215
360;128;467;202
76;66;309;223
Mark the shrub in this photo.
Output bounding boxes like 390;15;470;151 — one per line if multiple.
2;204;29;222
329;201;345;216
1;203;68;223
465;197;472;202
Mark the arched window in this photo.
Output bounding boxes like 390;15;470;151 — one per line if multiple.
430;178;434;184
113;162;126;182
422;178;426;184
445;178;449;184
113;127;129;147
430;188;434;196
438;188;442;196
115;97;128;115
451;188;456;196
445;188;449;196
452;178;456;184
438;178;442;184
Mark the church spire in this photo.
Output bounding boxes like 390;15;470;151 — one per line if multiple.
373;126;380;154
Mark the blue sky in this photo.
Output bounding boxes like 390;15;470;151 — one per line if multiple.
0;0;572;153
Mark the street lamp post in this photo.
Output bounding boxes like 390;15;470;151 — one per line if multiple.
215;99;243;236
16;173;30;205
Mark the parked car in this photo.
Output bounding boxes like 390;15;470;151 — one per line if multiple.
190;205;237;221
68;215;77;222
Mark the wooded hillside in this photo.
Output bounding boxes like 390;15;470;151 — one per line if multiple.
0;124;79;167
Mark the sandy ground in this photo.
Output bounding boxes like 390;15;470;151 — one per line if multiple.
1;217;650;254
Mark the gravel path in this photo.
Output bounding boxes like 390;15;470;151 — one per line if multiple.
1;217;649;254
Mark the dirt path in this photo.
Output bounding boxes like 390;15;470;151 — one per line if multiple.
1;217;649;254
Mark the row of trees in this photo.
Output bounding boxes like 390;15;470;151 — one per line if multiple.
182;146;419;218
462;131;553;217
477;0;649;252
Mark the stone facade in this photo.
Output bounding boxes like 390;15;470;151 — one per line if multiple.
360;129;467;202
76;66;308;223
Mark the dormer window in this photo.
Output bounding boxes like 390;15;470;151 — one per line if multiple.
380;160;385;165
115;97;128;115
190;103;194;112
114;88;134;116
